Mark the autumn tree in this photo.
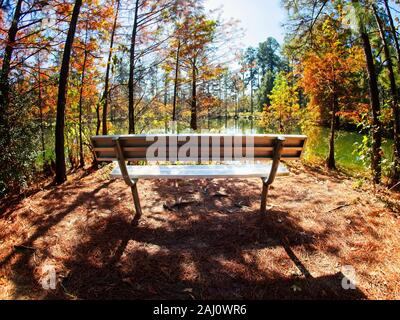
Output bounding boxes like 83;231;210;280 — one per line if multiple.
301;16;365;169
265;71;301;133
178;14;217;131
101;0;120;135
349;0;383;183
54;0;82;184
372;3;400;184
127;0;180;134
0;0;51;195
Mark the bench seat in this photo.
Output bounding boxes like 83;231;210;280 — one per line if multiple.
110;163;290;180
91;134;307;216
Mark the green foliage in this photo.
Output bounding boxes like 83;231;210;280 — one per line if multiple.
257;37;281;75
353;114;394;179
0;96;40;197
257;70;276;110
262;71;301;133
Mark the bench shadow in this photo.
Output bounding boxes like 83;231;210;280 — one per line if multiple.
43;210;365;300
4;178;367;300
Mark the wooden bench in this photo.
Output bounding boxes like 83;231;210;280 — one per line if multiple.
91;134;307;218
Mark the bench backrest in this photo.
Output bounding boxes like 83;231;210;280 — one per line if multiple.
91;134;307;163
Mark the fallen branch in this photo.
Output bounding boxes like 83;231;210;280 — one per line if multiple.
14;245;36;252
389;181;400;191
326;204;351;213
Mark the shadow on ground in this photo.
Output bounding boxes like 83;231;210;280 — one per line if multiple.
2;177;367;300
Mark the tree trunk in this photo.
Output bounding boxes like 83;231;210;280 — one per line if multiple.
190;62;198;131
250;78;254;116
95;102;101;135
383;0;400;64
224;75;228;122
381;0;400;183
361;31;383;184
327;93;338;170
54;0;82;184
78;24;89;168
128;0;140;134
0;0;22;123
37;55;46;169
101;0;120;135
163;73;168;106
172;39;181;123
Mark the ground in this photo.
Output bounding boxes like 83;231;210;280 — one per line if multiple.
0;162;400;300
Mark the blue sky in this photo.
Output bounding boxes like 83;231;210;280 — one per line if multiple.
204;0;286;47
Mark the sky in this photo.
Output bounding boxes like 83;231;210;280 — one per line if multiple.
204;0;286;48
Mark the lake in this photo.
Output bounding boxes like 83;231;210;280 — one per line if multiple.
40;117;394;175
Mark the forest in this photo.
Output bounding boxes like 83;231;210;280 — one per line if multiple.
0;0;400;196
2;0;400;301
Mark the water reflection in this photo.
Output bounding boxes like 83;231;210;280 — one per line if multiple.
40;117;393;174
110;117;265;135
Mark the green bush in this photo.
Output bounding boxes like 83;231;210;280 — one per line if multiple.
0;100;39;198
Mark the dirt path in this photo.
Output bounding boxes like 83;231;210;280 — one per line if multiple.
0;163;399;300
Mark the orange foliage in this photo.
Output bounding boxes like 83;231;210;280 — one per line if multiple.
299;16;366;124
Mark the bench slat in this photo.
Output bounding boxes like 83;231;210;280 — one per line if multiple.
91;134;307;163
110;164;290;180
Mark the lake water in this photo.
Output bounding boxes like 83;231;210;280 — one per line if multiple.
40;117;394;175
110;117;394;174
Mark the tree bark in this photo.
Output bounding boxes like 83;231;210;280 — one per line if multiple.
128;0;140;134
101;0;120;135
95;102;101;135
78;24;89;168
327;93;338;170
0;0;22;122
250;78;254;116
190;62;198;131
383;0;400;64
172;39;181;123
380;1;400;183
360;31;383;184
54;0;82;184
37;55;46;168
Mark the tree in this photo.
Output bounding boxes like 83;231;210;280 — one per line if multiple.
54;0;82;184
351;0;383;183
255;37;283;109
265;71;301;133
375;1;400;184
127;0;178;134
0;0;22;118
300;16;365;169
178;13;217;131
172;38;181;123
284;0;384;181
243;47;258;115
1;0;49;130
0;0;51;195
101;0;120;136
257;37;281;76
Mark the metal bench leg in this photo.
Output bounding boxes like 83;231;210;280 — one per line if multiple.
113;137;143;221
260;180;270;215
131;182;142;220
261;137;285;215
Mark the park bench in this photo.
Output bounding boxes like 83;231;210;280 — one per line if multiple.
90;134;307;218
